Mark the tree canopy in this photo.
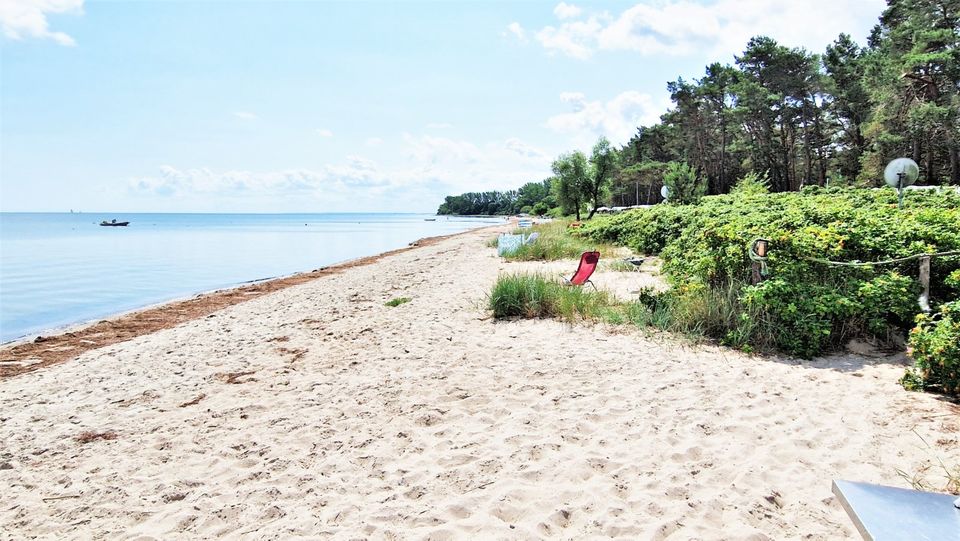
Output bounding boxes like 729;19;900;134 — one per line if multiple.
439;0;959;217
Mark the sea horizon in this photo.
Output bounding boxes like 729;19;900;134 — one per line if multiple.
0;212;501;343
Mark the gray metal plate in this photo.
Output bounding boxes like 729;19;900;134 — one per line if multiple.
832;480;960;541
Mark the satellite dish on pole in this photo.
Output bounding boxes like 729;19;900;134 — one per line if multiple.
884;158;919;188
884;158;919;209
660;185;670;201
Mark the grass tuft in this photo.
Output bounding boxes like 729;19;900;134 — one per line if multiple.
604;259;640;272
385;297;412;307
489;274;613;321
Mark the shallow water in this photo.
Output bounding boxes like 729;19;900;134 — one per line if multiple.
0;213;500;342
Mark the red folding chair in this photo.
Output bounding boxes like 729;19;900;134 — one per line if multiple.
566;251;600;290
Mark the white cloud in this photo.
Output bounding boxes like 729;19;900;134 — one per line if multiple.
547;90;667;144
504;137;548;160
0;0;83;46
403;134;483;165
232;111;258;120
129;135;555;207
316;128;334;137
535;17;602;60
553;2;581;19
130;163;390;199
399;134;553;192
559;91;587;109
533;0;884;59
505;21;526;42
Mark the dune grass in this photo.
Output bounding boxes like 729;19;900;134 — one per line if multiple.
603;259;639;272
384;297;411;307
495;220;618;261
488;274;614;321
489;272;774;352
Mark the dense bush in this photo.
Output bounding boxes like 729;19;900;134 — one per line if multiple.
904;301;960;395
580;187;960;360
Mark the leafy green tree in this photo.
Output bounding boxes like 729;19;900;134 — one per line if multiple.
586;137;617;219
861;0;960;185
663;161;706;204
440;5;960;215
515;180;555;211
730;171;770;196
698;63;742;193
552;151;590;220
824;33;871;180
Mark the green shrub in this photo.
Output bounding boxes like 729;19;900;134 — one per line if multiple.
730;171;769;197
580;187;960;358
384;297;411;307
904;300;960;396
489;274;613;321
663;161;706;205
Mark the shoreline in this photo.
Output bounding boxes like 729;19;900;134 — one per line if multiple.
0;221;957;538
0;223;505;378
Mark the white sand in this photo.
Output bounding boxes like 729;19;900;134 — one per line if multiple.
1;226;958;540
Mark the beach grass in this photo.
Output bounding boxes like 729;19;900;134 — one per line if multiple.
385;297;412;307
498;221;617;262
489;272;775;351
603;259;639;272
488;274;614;321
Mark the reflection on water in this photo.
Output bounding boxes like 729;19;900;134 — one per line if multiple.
0;213;500;342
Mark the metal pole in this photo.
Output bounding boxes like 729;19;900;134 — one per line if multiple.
918;255;931;312
897;172;905;209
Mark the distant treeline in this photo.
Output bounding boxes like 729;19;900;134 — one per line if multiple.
439;0;959;217
437;180;555;216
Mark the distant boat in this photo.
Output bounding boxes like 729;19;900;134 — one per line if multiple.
99;219;129;227
424;218;437;221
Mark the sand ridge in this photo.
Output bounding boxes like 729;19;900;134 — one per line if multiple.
1;226;958;539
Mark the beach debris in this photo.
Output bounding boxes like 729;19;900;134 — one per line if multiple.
75;431;118;444
215;371;256;384
277;347;307;362
162;492;187;503
33;336;46;343
42;494;81;502
0;462;13;470
764;490;785;509
266;336;290;343
178;394;207;408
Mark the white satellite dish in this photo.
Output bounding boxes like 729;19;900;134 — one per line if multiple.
660;185;670;200
883;158;920;208
884;158;919;188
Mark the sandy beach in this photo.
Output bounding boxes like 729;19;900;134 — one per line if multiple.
1;224;958;540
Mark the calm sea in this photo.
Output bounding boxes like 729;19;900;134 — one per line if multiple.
0;213;500;343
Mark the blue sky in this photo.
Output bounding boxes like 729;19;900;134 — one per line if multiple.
1;0;885;213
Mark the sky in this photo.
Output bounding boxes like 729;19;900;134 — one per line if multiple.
1;0;886;213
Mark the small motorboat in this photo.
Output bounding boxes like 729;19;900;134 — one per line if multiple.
99;219;129;227
424;218;437;221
